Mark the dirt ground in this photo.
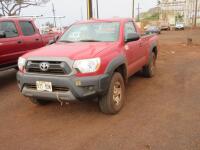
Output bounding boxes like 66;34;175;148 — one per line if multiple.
0;30;200;150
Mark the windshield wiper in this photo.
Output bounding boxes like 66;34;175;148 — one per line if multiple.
59;40;75;43
77;40;102;42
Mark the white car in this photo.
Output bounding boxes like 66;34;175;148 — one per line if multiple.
175;23;185;30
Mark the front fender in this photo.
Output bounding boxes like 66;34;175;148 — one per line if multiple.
104;54;127;77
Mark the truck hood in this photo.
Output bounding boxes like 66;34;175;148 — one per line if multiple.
24;42;118;60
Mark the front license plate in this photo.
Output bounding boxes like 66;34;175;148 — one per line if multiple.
36;81;52;92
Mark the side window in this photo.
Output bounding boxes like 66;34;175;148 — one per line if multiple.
19;21;35;36
0;21;18;38
124;22;136;41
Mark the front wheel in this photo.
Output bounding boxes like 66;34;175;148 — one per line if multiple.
99;72;125;114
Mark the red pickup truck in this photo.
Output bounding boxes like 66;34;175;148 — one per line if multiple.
17;18;158;114
0;17;59;70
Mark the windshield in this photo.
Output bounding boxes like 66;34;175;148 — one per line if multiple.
59;22;120;43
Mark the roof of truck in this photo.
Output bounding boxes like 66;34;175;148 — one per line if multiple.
76;18;134;24
0;17;33;22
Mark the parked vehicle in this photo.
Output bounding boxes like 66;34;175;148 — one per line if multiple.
145;26;161;34
175;22;185;30
17;18;159;114
0;17;59;71
160;22;170;31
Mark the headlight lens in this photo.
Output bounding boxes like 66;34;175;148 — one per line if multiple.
18;57;26;71
73;58;101;73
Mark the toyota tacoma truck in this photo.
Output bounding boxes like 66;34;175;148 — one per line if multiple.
17;18;158;114
0;17;59;71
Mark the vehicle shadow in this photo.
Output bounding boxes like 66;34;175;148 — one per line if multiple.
0;69;17;89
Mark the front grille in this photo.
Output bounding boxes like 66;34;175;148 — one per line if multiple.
26;61;71;75
25;84;69;92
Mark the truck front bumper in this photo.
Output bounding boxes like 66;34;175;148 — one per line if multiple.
17;72;110;102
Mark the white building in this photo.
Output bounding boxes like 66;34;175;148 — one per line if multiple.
159;0;200;26
185;0;200;25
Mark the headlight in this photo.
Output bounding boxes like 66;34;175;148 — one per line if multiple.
73;58;101;73
18;57;26;71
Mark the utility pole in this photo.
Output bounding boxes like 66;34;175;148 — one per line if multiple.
194;0;198;27
52;3;56;27
81;6;83;20
96;0;99;19
136;3;141;22
132;0;135;18
87;0;93;19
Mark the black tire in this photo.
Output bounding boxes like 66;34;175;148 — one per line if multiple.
30;98;50;105
14;66;19;70
143;52;156;78
99;72;125;114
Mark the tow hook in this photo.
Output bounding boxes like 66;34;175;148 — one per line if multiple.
56;92;69;106
56;92;64;106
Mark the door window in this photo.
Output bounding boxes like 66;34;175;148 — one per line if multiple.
124;22;137;41
0;21;18;38
19;21;35;36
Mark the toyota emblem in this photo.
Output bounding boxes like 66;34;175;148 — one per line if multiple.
39;62;50;72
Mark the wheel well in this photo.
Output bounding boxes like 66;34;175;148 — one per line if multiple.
114;64;127;82
152;47;158;58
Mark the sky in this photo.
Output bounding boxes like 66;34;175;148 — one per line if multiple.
21;0;157;27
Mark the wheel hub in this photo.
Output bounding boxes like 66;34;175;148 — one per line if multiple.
113;81;122;105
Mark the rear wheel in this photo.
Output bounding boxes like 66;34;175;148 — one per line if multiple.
99;72;125;114
30;98;50;105
143;52;156;78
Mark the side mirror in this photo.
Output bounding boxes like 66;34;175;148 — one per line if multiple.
55;35;60;41
48;35;60;45
125;33;140;43
48;39;56;45
0;31;6;38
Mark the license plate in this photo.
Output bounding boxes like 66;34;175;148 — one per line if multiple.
36;81;52;92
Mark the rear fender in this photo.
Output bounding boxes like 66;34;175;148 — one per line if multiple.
148;42;158;63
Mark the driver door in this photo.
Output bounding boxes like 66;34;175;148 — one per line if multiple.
0;21;24;65
124;22;142;76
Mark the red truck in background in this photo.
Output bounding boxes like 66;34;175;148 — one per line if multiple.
0;17;59;70
17;18;158;114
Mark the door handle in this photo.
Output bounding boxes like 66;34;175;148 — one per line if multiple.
35;38;39;41
139;42;143;47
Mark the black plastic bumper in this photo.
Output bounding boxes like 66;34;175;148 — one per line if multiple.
17;72;110;101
